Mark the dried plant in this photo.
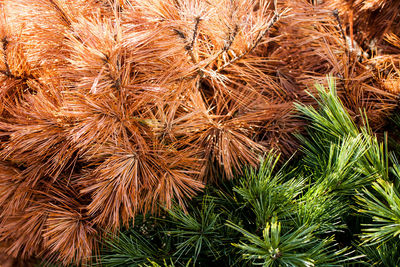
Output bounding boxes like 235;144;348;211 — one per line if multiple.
327;0;400;44
0;0;398;265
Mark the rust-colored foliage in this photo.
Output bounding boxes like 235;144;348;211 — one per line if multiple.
328;0;400;43
0;0;398;264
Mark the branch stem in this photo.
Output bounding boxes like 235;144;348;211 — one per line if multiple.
1;37;11;76
217;11;282;72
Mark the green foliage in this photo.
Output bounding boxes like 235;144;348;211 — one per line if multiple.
233;153;304;229
294;189;346;234
95;215;175;267
97;231;161;266
144;259;193;267
296;78;388;181
227;217;350;267
295;79;359;141
356;175;400;244
164;200;224;262
314;135;371;194
356;240;400;266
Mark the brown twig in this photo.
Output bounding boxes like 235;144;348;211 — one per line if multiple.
174;16;202;64
224;24;239;52
48;0;72;26
198;24;239;75
332;8;351;72
217;10;282;72
333;9;347;48
188;17;201;51
1;37;10;76
173;29;186;40
0;37;42;89
185;16;201;64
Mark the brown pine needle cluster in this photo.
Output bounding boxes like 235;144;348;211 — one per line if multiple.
0;0;399;264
